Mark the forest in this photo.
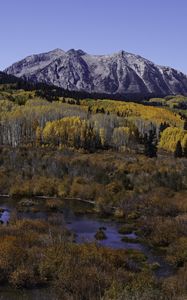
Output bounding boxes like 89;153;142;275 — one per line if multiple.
0;80;187;299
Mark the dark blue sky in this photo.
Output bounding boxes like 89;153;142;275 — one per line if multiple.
1;0;187;73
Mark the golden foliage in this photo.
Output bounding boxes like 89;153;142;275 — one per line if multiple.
159;127;187;152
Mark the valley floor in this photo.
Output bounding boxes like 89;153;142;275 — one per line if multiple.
0;85;187;298
0;147;187;299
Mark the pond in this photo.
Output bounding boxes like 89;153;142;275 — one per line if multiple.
0;196;174;299
0;197;143;250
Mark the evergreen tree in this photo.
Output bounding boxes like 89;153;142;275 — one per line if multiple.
174;141;183;158
183;120;187;130
159;122;169;135
144;129;157;158
183;140;187;158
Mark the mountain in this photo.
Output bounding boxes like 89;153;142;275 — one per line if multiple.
4;49;187;98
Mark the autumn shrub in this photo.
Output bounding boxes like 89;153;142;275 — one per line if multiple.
47;213;65;226
162;263;187;299
10;181;33;198
0;170;10;194
57;182;68;198
0;236;27;276
70;177;100;200
173;193;187;213
103;271;161;300
9;267;37;288
0;219;50;287
13;219;48;234
106;181;124;194
142;188;180;217
95;196;114;215
166;237;187;267
39;243;132;300
142;217;179;247
33;177;59;196
46;199;63;211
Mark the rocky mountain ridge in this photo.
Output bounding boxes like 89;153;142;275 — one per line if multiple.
4;49;187;98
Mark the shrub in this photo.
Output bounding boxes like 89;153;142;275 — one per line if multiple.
46;199;63;211
9;267;36;288
167;237;187;267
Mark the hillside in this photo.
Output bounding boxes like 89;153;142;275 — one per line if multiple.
0;80;186;154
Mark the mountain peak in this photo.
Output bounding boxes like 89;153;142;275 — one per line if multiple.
48;48;65;55
51;48;63;52
66;49;86;56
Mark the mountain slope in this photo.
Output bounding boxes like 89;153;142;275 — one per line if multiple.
4;49;187;98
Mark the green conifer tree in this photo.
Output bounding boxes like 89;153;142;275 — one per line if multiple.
174;141;183;158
